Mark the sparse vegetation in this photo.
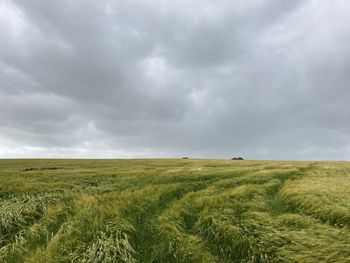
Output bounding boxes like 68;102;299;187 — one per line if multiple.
0;159;349;262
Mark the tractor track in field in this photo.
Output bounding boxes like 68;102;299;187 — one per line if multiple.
128;170;255;262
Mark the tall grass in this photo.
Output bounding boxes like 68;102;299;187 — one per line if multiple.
0;159;349;262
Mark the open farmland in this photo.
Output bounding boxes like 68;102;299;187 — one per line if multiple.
0;159;350;263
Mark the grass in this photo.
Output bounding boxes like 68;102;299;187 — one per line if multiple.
0;159;349;262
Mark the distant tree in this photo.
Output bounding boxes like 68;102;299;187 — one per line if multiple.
182;157;189;159
231;157;244;160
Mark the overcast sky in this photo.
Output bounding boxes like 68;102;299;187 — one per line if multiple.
0;0;350;160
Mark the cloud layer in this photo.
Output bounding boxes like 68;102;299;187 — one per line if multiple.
1;0;350;159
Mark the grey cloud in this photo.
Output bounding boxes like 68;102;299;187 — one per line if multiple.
0;0;350;159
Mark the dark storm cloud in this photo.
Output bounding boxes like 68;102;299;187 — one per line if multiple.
1;0;350;159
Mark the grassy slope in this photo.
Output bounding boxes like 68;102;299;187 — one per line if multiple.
0;159;349;262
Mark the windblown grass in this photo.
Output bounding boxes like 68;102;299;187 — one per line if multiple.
0;159;349;262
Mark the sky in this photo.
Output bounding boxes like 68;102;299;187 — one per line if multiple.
0;0;350;160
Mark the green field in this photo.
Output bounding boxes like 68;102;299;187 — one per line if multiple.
0;159;349;262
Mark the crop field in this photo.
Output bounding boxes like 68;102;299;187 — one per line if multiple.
0;159;349;263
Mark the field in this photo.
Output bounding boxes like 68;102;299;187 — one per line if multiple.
0;159;350;263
